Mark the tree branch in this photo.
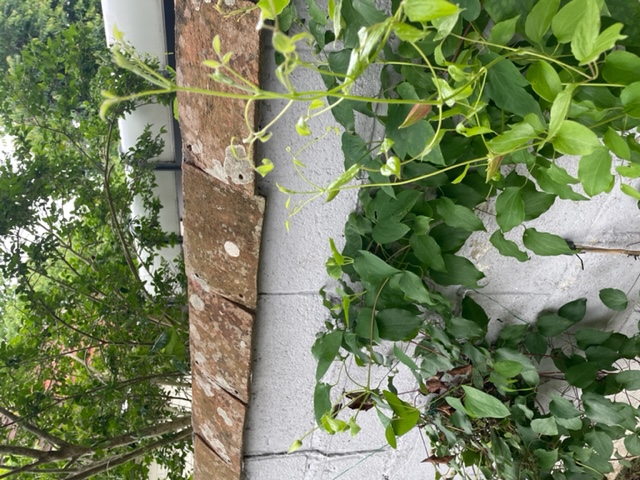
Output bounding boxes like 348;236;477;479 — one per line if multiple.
63;427;192;480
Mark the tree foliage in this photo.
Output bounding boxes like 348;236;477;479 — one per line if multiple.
0;9;190;480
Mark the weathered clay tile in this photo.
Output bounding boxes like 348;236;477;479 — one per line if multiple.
182;163;264;309
194;435;240;480
192;368;246;474
188;275;254;403
175;0;261;192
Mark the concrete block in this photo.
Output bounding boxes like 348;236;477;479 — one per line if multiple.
183;163;265;309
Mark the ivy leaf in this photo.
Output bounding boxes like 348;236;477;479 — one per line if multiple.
535;449;559;471
257;0;290;20
430;254;485;287
376;308;423;341
525;0;560;44
435;197;485;232
383;390;420;436
495;187;525;232
526;60;562;102
523;228;574;256
621;183;640;200
521;183;556;220
552;120;601;156
403;0;459;23
599;288;628;311
312;330;343;380
461;386;510;419
579;148;614;197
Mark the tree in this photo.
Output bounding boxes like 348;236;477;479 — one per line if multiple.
0;14;190;480
0;0;103;71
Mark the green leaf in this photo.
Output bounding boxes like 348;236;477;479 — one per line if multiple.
353;251;400;283
312;330;343;380
603;51;640;86
255;158;274;177
565;362;599;389
495;187;525;232
523;228;574;256
549;394;581;419
570;0;600;63
614;371;640;390
392;22;430;43
582;392;623;426
488;15;519;46
604;127;631;160
626;435;640;456
391;271;436;306
380;156;401;177
461;386;510;418
376;309;423;341
558;298;587;323
384;390;420;436
525;0;560;44
576;329;612;349
372;220;410;244
403;0;460;23
525;332;548;355
257;0;290;20
393;345;419;371
526;60;562;102
531;417;558;436
494;360;523;378
435;197;484;232
552;120;601;155
482;53;543;121
487;123;537;155
304;0;328;25
325;164;360;201
548;85;576;140
599;288;628;311
535;449;559;471
385;424;397;448
288;439;303;453
314;382;332;424
621;81;640;118
521;184;556;220
579;148;614;197
551;0;588;43
537;314;575;337
430;254;485;287
410;234;446;272
617;164;640;178
579;23;626;65
621;183;640;200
